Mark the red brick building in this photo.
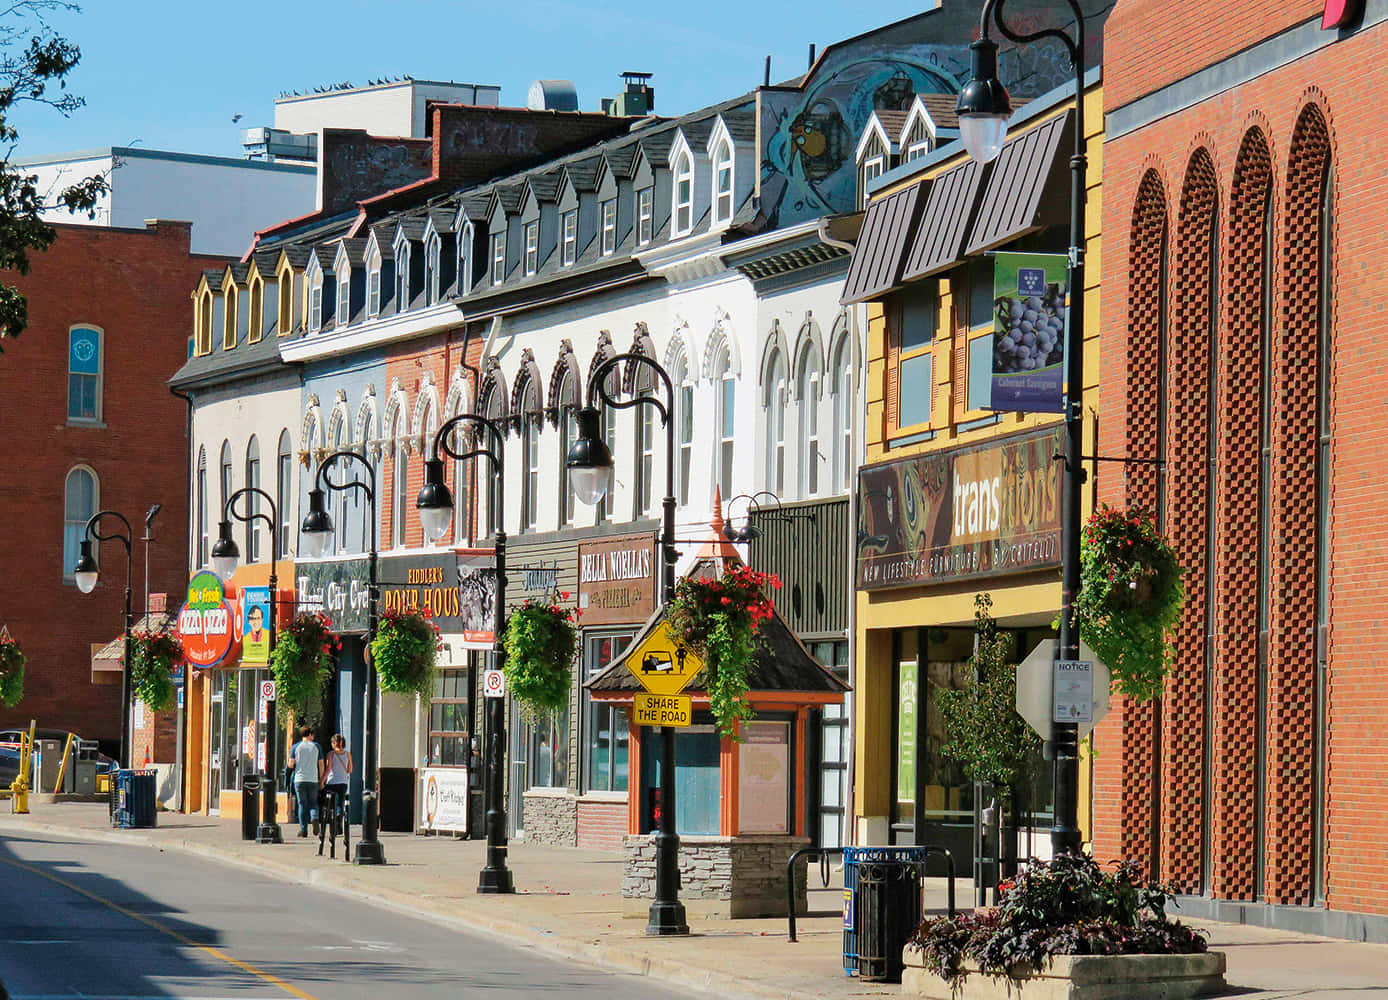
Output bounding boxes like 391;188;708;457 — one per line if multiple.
0;220;227;749
1093;0;1388;940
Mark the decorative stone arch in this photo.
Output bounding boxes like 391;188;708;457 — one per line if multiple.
380;378;410;457
791;313;825;401
355;384;379;458
300;393;323;466
623;321;659;395
443;366;474;420
508;348;544;434
758;318;791;406
826;310;858;395
589;329;618;397
702;310;741;381
325;389;351;451
664;318;695;383
477;355;510;422
547;339;582;425
411;371;441;452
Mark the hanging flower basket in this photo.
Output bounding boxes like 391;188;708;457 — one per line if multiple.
270;611;337;717
502;597;578;719
666;565;780;740
0;633;26;708
129;630;182;713
1073;505;1185;702
371;607;440;696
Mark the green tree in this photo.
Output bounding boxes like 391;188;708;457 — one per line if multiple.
0;1;107;350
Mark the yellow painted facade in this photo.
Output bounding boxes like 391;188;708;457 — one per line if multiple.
852;81;1104;849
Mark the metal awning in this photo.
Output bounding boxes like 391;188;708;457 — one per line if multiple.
839;180;926;304
965;109;1073;255
901;158;987;281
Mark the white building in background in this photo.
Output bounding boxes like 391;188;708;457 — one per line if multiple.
271;78;500;140
16;147;316;257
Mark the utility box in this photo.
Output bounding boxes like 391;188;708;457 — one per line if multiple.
73;758;97;795
36;739;65;793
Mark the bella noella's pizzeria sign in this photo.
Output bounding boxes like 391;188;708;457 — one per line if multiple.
856;426;1063;591
578;533;656;626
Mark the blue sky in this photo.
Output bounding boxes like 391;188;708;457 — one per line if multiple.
11;1;930;159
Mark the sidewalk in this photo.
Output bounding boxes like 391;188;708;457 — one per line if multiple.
3;801;1387;999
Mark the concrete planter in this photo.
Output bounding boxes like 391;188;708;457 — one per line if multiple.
901;946;1227;1000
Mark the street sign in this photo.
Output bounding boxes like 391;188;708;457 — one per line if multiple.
1015;639;1110;738
482;669;506;699
1052;660;1093;724
260;679;276;701
624;620;704;696
633;693;692;727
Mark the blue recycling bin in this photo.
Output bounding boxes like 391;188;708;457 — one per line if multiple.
841;846;932;982
111;769;158;829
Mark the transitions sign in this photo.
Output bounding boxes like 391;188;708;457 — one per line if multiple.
856;426;1063;590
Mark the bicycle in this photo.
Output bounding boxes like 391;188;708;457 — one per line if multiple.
317;784;351;862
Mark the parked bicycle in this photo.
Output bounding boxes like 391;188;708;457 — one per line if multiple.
317;784;351;861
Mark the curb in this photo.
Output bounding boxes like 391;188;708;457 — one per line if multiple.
0;817;862;1000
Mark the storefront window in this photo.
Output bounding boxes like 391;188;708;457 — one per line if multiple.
809;640;850;847
584;632;633;792
528;712;568;788
209;667;280;809
428;668;470;766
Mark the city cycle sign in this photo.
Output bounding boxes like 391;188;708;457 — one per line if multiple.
176;569;238;668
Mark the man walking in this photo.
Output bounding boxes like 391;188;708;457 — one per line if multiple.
290;728;321;838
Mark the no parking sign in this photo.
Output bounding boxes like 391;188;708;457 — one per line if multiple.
482;669;506;699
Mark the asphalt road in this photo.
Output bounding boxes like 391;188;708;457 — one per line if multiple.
0;829;698;1000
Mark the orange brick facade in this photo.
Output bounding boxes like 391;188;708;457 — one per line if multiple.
0;222;226;748
1094;2;1388;922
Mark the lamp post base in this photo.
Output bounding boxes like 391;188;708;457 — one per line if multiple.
478;864;515;894
353;839;387;866
255;823;283;845
645;900;689;936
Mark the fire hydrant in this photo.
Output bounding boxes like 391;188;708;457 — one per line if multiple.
9;774;29;814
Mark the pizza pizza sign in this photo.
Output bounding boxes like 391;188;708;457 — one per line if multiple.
176;569;238;668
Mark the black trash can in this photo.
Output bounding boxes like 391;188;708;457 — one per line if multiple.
844;848;925;983
241;775;261;841
111;769;158;830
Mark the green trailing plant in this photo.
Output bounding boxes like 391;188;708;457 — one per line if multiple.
503;597;578;719
270;611;337;719
935;594;1039;795
1073;505;1185;702
129;629;181;713
666;565;780;740
371;607;440;696
910;854;1207;988
0;631;25;707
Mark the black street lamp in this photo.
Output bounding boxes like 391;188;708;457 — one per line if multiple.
416;412;514;894
74;511;136;770
299;450;386;866
567;353;688;936
211;487;284;845
958;0;1088;858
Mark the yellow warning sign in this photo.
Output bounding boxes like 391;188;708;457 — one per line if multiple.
633;693;692;727
624;620;704;696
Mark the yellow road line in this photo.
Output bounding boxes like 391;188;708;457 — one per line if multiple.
0;854;320;1000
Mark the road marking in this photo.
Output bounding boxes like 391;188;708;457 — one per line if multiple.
0;855;322;1000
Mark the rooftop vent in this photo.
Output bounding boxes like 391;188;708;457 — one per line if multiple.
527;79;579;112
602;72;654;117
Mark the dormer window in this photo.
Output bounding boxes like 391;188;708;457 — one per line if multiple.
309;273;323;332
906;139;930;161
223;285;238;350
713;141;734;225
673;151;693;236
426;233;441;305
491;232;505;286
336;269;350;327
367;260;381;317
458;222;473;294
860;155;886;209
637;187;653;245
248;277;263;344
600;199;617;256
561;210;577;266
395;243;410;310
524;221;539;276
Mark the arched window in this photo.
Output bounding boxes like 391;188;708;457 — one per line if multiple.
63;466;98;581
673;150;694;236
670;351;693;507
830;331;853;494
219;440;233;516
67;325;103;423
276;431;292;558
308;272;323;332
520;378;542;531
367;253;382;318
633;388;655;517
391;407;409;549
336;265;351;327
458;222;473;296
249;276;264;343
223;285;238;350
482;387;505;536
276;270;293;337
714;342;735;500
196;446;209;567
426;233;442;305
797;343;821;498
245;436;261;561
713;140;734;225
558;371;579;526
197;289;214;356
396;243;411;310
763;348;787;495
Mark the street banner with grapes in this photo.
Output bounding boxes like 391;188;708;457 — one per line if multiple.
989;251;1069;413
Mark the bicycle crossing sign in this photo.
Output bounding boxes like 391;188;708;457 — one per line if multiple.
624;620;704;696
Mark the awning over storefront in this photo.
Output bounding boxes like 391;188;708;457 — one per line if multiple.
901;158;987;281
91;602;177;684
839;180;926;304
964;109;1073;255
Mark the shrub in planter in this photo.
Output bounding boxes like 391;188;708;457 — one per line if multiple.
129;630;182;713
911;854;1206;988
371;607;440;696
666;565;779;739
0;632;26;707
1073;505;1184;702
271;611;337;718
503;597;578;719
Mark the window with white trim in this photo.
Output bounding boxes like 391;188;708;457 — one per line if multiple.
561;210;577;266
63;465;97;581
491;232;506;286
831;335;854;494
634;396;654;517
906;139;930;161
309;273;323;332
427;234;442;304
196;447;208;566
558;371;578;525
458;223;473;295
336;267;350;327
245;436;261;561
637;187;653;245
797;348;821;498
600;199;616;255
673;152;693;236
223;286;238;350
715;347;735;500
764;349;787;495
67;325;102;422
276;431;292;557
860;155;885;209
367;261;381;318
524;222;539;276
713;141;734;225
396;244;410;308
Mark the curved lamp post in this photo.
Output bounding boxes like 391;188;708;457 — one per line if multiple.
416;412;514;894
73;511;135;769
299;450;386;866
566;352;688;936
210;486;284;845
957;0;1088;858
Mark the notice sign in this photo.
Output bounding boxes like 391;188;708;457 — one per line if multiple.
1052;660;1094;724
633;693;692;727
419;767;470;835
989;251;1069;414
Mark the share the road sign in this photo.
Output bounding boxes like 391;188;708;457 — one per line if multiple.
633;693;692;727
624;620;704;696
